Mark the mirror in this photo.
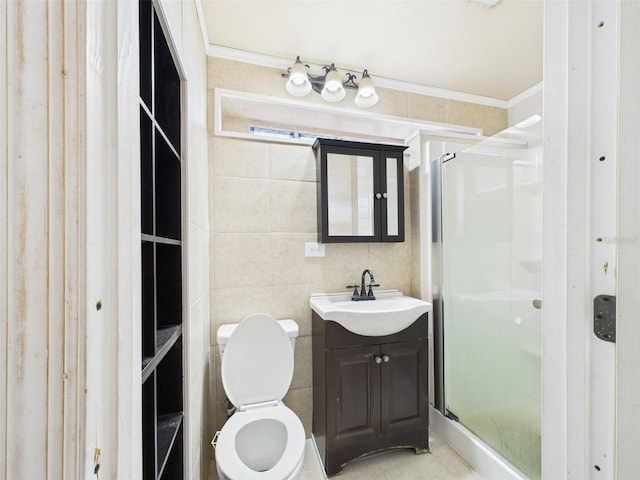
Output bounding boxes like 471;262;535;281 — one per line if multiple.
327;152;375;236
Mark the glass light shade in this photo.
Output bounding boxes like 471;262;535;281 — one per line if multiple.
321;65;346;102
354;70;378;107
285;58;311;96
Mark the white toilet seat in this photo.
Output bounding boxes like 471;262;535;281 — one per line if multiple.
215;403;305;480
215;314;305;480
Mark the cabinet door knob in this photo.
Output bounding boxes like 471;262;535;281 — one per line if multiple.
374;356;382;364
382;355;390;363
382;192;388;199
375;193;382;199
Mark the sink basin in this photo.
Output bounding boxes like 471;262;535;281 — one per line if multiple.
310;290;432;336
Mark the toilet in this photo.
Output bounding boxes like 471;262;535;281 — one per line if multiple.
213;314;305;480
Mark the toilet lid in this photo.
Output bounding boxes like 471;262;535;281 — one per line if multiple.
221;313;294;408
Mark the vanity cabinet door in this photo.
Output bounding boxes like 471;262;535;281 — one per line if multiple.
326;345;381;448
380;339;429;437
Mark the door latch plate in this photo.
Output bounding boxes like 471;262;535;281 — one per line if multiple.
594;295;616;343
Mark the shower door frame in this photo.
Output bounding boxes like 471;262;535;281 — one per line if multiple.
429;153;451;414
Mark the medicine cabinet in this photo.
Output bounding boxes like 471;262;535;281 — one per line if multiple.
314;138;407;243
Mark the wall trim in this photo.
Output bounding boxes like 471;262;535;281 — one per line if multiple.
193;0;210;53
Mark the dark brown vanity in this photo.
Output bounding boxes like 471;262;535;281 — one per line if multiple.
312;311;429;475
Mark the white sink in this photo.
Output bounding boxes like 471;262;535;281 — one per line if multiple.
310;290;432;336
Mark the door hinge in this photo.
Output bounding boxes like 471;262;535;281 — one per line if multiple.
594;294;616;343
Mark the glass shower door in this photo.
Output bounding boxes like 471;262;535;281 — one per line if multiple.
441;143;542;479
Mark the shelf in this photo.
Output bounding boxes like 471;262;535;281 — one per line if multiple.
157;324;181;350
157;412;183;479
141;233;182;246
142;325;182;382
142;356;153;370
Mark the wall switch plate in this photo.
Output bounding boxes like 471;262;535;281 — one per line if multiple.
305;242;325;257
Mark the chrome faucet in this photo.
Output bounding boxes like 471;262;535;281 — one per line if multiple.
346;269;380;301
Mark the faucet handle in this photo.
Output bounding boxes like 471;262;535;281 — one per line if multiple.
367;283;380;296
346;284;360;297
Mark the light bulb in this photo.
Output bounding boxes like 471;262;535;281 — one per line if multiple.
354;70;378;107
321;65;346;102
285;57;311;97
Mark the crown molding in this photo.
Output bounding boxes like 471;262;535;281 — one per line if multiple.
206;44;513;109
507;81;543;108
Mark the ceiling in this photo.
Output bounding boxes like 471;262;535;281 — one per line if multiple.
199;0;543;101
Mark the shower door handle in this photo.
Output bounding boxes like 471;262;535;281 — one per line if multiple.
532;299;542;310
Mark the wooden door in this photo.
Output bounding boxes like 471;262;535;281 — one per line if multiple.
380;339;428;437
326;345;381;448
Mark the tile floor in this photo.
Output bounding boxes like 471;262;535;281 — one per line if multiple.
209;428;485;479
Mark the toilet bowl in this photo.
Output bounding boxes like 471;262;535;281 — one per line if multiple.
213;314;305;480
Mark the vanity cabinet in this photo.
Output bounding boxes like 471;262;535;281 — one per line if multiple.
312;312;429;475
313;138;408;243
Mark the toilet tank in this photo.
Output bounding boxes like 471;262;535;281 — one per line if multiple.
217;318;299;359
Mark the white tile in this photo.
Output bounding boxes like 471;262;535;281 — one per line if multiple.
210;136;270;179
270;179;317;233
269;143;316;182
211;176;271;233
212;233;272;289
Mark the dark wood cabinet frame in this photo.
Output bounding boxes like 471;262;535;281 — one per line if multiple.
314;138;408;243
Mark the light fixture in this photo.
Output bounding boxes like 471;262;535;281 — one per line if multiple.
283;57;379;108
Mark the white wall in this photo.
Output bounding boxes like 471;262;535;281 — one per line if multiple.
2;2;96;477
542;1;630;478
615;1;640;476
1;1;211;478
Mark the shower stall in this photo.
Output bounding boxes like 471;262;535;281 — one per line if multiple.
430;126;542;479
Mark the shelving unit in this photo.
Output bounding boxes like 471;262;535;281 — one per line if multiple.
139;1;184;478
